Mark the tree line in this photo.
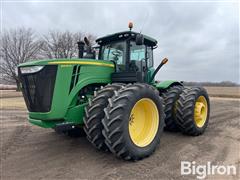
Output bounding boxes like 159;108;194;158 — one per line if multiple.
183;81;239;87
0;28;96;89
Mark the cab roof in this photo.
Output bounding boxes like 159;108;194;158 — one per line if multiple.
96;31;157;47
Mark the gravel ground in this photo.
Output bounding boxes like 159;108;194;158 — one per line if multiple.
0;97;240;180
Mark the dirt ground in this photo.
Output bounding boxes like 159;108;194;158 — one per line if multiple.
204;87;240;98
0;96;240;179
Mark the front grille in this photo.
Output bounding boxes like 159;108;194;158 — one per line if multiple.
18;65;57;112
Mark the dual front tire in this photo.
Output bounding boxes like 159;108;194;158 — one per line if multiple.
102;84;165;160
83;83;124;150
84;83;165;160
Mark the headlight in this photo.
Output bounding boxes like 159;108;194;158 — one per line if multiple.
20;66;44;74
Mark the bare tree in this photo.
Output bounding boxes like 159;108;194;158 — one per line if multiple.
0;29;96;90
0;28;43;90
41;31;96;59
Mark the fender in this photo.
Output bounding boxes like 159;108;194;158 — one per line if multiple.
154;80;183;90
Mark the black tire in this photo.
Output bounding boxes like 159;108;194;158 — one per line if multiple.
161;85;183;131
83;83;125;151
102;83;165;161
176;87;210;136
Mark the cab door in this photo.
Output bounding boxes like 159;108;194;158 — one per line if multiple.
129;41;153;83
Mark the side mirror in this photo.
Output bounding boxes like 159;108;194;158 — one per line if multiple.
135;34;144;45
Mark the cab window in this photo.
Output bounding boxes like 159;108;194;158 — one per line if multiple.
100;41;126;65
130;41;145;61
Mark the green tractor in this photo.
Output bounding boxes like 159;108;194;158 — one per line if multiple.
18;23;210;161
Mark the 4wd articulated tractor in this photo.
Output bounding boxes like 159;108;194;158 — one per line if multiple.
18;23;210;161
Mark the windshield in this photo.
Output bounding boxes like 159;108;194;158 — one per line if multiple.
100;41;126;65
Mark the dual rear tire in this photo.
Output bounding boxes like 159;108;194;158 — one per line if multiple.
176;87;210;136
161;85;183;131
162;86;210;136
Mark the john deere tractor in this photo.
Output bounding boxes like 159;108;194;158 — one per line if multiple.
18;23;210;161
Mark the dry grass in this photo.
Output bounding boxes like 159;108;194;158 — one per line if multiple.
0;84;17;90
0;90;22;98
204;86;240;98
0;97;26;110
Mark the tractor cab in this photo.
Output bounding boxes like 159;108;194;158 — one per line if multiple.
96;29;157;83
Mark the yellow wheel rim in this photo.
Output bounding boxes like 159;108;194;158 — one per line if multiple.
194;96;208;128
129;98;159;147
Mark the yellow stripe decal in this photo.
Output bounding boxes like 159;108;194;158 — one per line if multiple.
48;61;114;68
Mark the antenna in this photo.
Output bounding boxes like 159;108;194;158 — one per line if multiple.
140;12;149;34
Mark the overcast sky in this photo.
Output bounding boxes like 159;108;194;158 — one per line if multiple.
1;1;239;83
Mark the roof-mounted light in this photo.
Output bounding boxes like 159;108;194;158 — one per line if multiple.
128;22;133;31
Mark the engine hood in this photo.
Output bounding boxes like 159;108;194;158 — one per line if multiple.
18;58;114;68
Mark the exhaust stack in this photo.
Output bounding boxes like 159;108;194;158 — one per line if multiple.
77;41;85;58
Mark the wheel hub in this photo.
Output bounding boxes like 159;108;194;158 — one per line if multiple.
129;98;159;147
194;96;208;128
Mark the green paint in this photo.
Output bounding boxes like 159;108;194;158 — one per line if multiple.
19;59;114;128
147;67;155;83
64;103;86;124
29;118;64;128
154;80;182;90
